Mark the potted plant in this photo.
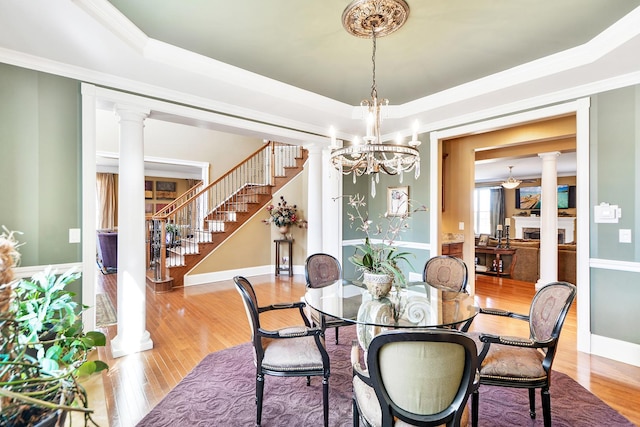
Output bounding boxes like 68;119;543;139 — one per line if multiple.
263;195;307;237
0;227;108;427
345;194;425;298
165;222;180;248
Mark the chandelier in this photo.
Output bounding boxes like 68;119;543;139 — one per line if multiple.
501;166;522;189
330;0;420;196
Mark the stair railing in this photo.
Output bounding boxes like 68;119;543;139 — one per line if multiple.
146;141;303;282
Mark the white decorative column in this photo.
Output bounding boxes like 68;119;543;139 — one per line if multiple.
536;151;560;290
111;105;153;358
306;144;323;255
323;145;342;259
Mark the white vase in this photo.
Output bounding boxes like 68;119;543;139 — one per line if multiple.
278;225;290;237
363;272;393;299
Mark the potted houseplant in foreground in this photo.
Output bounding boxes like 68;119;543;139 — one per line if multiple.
345;193;425;299
0;228;108;426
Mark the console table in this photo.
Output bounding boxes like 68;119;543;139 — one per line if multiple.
274;239;293;276
475;246;517;277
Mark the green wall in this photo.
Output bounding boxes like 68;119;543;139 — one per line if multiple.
341;138;431;281
591;269;639;342
590;85;640;344
0;63;82;266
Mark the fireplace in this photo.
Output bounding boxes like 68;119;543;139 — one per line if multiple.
522;227;566;243
513;216;575;243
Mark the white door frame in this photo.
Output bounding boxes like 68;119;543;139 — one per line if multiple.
429;98;591;353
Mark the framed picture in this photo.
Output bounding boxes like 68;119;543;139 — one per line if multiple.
478;234;490;246
145;202;154;214
144;180;153;199
156;181;177;199
387;186;409;217
155;203;168;213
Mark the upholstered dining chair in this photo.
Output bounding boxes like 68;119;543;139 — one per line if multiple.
470;281;577;427
305;253;355;344
423;255;469;293
233;276;330;427
352;329;479;427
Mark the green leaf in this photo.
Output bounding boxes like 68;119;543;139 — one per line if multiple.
93;360;109;373
76;359;109;376
45;344;63;361
40;357;59;373
86;331;107;347
18;280;38;291
362;253;373;269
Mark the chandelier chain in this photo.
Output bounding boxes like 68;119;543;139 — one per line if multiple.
371;29;378;100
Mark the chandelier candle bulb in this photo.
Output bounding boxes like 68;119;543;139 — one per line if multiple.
366;113;374;138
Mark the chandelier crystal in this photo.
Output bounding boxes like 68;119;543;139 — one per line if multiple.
330;0;420;197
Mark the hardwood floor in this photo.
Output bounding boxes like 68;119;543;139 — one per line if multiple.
94;273;640;427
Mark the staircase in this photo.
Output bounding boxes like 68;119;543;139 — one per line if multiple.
146;141;307;291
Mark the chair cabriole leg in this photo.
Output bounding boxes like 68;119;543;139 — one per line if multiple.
256;373;264;426
471;391;479;427
528;388;536;419
323;376;329;427
542;387;552;427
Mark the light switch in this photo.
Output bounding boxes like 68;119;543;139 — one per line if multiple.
458;222;464;230
619;229;632;243
69;228;81;243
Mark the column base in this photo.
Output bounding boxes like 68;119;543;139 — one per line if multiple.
535;278;557;290
110;330;154;358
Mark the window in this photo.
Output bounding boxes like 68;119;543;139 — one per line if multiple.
474;188;492;235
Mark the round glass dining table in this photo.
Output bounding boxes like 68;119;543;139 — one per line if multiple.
304;280;479;348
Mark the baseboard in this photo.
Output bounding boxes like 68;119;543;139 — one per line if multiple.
13;262;83;279
183;264;305;286
591;334;640;367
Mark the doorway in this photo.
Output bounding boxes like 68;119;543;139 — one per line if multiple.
428;99;590;353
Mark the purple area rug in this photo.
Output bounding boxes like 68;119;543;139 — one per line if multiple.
137;327;634;427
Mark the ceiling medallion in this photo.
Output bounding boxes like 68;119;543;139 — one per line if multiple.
342;0;410;38
332;0;419;197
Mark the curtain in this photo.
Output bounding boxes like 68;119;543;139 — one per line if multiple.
96;173;117;230
489;187;505;238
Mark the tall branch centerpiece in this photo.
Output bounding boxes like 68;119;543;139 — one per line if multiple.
345;193;425;298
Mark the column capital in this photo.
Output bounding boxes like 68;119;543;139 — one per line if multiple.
304;142;325;155
114;104;150;123
538;151;561;160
